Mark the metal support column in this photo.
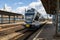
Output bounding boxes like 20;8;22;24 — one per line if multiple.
56;14;58;35
17;16;18;22
9;15;10;23
56;0;59;35
14;15;15;23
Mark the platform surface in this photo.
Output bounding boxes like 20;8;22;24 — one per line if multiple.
35;22;60;40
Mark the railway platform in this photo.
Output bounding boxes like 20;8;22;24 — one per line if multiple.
33;22;60;40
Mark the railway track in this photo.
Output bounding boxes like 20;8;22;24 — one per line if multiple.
0;28;27;40
9;23;46;40
9;28;32;40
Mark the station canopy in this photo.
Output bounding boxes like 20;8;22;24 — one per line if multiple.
0;10;22;16
41;0;57;15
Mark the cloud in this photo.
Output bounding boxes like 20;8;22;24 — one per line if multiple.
0;4;12;12
27;1;52;19
15;2;23;5
15;6;28;14
0;1;52;18
28;1;47;16
29;1;42;9
37;0;41;2
0;1;45;15
15;1;44;15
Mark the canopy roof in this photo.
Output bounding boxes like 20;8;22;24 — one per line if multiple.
41;0;57;15
0;10;22;16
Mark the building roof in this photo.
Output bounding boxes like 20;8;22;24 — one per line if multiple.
41;0;57;15
0;10;22;16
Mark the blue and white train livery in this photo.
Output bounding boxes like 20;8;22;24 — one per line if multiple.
24;8;40;30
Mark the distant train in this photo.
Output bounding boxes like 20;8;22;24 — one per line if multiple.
24;8;41;30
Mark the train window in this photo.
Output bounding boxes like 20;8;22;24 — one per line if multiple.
3;15;9;23
34;15;39;21
25;15;33;19
34;13;40;21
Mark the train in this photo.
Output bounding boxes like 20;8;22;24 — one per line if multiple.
24;8;41;30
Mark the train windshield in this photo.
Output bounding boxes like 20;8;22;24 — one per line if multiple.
25;13;34;23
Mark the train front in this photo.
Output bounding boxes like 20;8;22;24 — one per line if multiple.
24;8;35;30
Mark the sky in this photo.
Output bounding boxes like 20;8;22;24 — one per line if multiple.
0;0;52;19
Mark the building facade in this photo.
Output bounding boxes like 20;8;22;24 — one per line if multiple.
0;10;23;24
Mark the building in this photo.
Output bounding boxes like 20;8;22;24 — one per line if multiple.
0;10;23;24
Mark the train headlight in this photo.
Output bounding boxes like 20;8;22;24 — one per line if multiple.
26;24;30;27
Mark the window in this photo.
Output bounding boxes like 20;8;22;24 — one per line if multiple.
3;15;9;23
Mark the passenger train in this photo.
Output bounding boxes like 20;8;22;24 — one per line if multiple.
24;8;41;30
